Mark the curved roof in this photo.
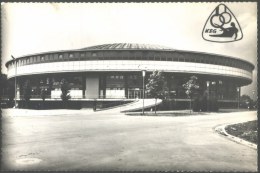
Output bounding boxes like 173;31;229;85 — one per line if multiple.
5;43;254;71
78;43;173;51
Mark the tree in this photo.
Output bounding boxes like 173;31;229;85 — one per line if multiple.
146;70;169;114
60;78;71;101
23;80;32;107
182;76;200;114
240;94;253;109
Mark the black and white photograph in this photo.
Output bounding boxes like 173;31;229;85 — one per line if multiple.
1;2;257;171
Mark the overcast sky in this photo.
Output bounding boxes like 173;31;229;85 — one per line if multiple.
1;2;257;99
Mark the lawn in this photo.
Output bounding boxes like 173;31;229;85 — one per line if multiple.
225;120;258;144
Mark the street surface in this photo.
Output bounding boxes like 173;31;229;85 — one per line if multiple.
1;109;257;171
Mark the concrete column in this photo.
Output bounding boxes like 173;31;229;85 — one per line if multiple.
103;74;106;98
124;74;128;98
85;75;99;99
82;73;86;98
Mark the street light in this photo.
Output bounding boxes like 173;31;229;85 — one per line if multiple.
142;70;146;115
11;55;17;108
206;81;210;112
237;87;240;110
252;90;255;109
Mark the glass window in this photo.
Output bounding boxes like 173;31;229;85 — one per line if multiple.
54;54;58;60
46;78;50;84
92;53;97;57
217;58;222;65
240;63;243;69
59;54;63;59
41;56;44;61
49;54;53;61
246;65;250;71
210;58;215;64
80;53;85;58
45;55;49;61
69;53;74;58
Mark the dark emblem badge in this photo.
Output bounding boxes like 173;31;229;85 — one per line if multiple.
202;4;243;43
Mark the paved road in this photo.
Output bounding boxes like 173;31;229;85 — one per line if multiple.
1;109;257;171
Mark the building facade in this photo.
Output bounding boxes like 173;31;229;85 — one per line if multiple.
6;43;254;104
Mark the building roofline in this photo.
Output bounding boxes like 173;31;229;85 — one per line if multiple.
5;44;255;70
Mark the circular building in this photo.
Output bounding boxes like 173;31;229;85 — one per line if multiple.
6;43;254;108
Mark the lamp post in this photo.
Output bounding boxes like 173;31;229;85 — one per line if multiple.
206;81;210;112
252;90;255;109
11;55;17;108
142;70;146;115
237;87;240;110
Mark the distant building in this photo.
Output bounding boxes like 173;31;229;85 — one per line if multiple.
6;43;254;108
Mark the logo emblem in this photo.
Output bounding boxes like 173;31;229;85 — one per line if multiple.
202;4;243;43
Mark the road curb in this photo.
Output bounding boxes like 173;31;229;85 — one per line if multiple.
214;123;257;150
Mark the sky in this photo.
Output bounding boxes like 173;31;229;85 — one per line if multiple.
1;2;257;100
